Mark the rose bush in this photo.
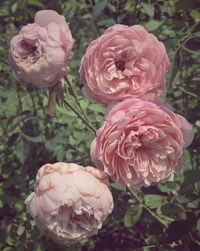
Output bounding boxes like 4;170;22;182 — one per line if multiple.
91;97;194;187
9;10;74;88
80;24;169;105
1;2;198;250
25;162;113;245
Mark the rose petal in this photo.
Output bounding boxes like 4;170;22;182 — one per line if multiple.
35;10;66;27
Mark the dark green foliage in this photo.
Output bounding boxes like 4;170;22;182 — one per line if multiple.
0;0;199;251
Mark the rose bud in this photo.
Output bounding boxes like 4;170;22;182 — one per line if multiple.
80;24;169;105
25;162;113;245
91;97;194;188
9;10;74;88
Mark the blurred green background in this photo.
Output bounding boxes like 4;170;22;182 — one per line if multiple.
0;0;200;250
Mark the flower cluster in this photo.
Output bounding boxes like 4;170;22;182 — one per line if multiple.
9;10;193;246
80;23;193;188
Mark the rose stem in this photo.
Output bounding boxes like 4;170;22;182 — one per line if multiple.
63;99;96;134
140;243;178;249
47;88;56;117
127;186;168;228
65;76;91;123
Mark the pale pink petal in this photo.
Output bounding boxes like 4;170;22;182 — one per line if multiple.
35;10;66;27
177;115;194;147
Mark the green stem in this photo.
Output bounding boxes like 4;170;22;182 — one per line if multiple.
63;99;96;134
127;186;168;228
65;76;91;123
127;186;142;204
68;143;87;157
47;87;56;117
143;204;168;228
140;242;178;249
16;83;23;130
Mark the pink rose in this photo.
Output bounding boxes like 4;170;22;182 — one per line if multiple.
80;24;169;105
9;10;74;88
91;98;194;187
25;162;113;245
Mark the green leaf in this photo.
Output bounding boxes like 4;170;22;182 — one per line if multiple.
183;37;200;54
159;182;179;193
187;199;200;209
182;170;200;187
14;201;24;213
15;141;30;163
141;3;154;17
0;7;9;17
23;134;42;143
124;208;133;228
107;3;116;12
80;100;89;110
196;219;200;232
93;0;108;19
34;245;43;251
125;0;135;12
1;90;18;116
111;183;126;192
191;10;200;20
160;203;185;220
17;225;25;236
97;18;115;27
124;205;142;228
6;236;14;246
88;104;105;113
0;200;3;208
145;20;161;31
2;248;12;251
132;205;143;224
56;149;65;161
56;105;77;117
27;0;44;7
144;195;167;209
168;49;181;84
11;2;18;13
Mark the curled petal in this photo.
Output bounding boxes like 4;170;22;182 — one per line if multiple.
177;115;194;147
35;10;66;27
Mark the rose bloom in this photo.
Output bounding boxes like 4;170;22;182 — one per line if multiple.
80;24;169;105
91;98;194;187
9;10;74;88
25;162;113;245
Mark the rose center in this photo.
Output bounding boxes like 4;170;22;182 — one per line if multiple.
115;60;125;71
20;40;37;54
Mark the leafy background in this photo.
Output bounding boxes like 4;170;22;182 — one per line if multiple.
0;0;200;250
